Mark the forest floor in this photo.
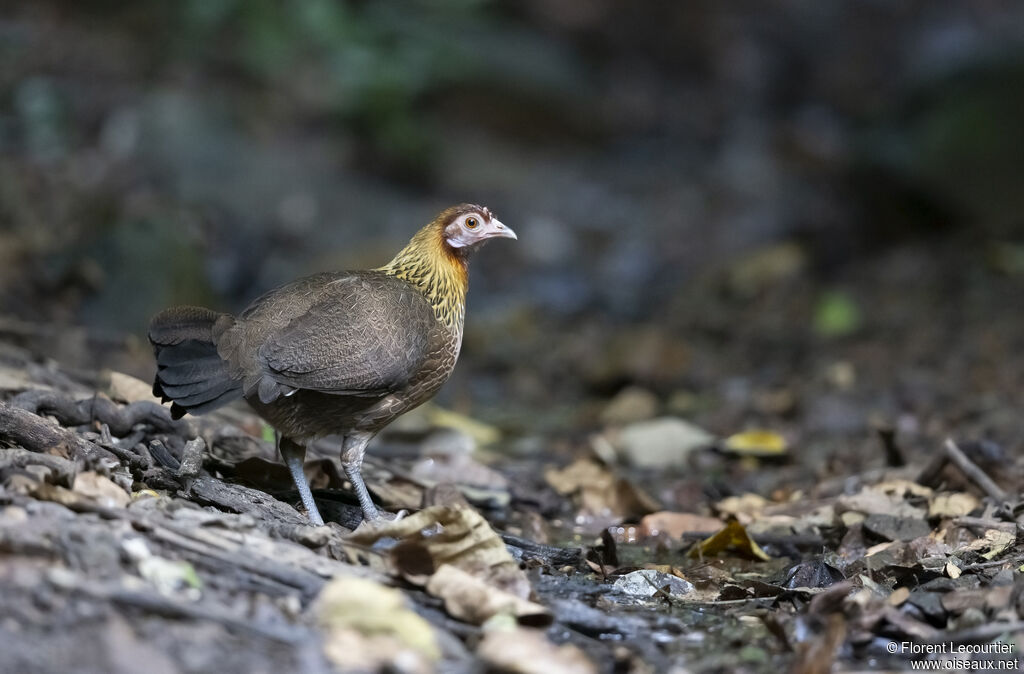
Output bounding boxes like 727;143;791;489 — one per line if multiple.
3;237;1024;674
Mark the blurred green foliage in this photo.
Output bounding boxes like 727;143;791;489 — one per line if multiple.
139;0;580;175
814;290;861;338
183;0;490;166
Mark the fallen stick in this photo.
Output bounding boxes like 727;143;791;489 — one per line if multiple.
0;447;77;486
944;438;1006;502
11;390;185;436
0;401;114;467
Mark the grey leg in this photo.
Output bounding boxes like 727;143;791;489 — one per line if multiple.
341;433;379;522
278;434;325;526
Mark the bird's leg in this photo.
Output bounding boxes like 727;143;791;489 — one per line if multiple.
278;434;325;526
341;432;380;522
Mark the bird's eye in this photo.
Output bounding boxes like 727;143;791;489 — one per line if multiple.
465;217;479;229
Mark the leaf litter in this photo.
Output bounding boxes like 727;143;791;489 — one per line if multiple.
3;346;1024;672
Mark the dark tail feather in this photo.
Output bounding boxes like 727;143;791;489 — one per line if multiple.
149;306;242;419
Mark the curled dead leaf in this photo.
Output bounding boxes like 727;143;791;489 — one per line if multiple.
687;520;771;561
348;504;531;599
955;528;1015;560
425;564;551;626
544;458;659;525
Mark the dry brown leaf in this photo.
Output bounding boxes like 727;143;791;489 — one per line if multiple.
34;471;130;509
836;484;927;519
313;576;439;671
0;365;54;393
872;479;934;499
955;528;1015;560
425;564;551;626
716;493;769;521
348;505;530;599
639;511;724;539
101;370;163;405
687;520;771;561
477;625;597;674
928;492;980;519
73;471;130;508
544;458;659;523
366;479;425;510
864;541;898;558
888;587;910;606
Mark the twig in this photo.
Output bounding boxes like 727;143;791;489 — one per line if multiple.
0;447;77;486
177;437;206;494
11;390;185;436
959;554;1024;571
944;438;1006;502
951;516;1017;533
148;439;181;470
500;531;583;568
0;400;114;466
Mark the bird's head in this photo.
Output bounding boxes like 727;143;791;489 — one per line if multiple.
440;204;517;252
381;204;516;326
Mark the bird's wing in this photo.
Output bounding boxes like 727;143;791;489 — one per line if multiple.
253;276;437;401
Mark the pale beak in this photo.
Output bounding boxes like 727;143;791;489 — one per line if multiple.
487;218;517;240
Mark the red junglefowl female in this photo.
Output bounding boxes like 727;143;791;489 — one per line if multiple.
148;204;516;525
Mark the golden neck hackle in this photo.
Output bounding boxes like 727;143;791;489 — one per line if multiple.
379;224;468;330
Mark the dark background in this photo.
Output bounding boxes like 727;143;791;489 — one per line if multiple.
3;1;1024;463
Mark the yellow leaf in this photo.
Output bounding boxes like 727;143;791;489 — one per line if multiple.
687;520;771;561
427;406;501;445
314;576;440;666
723;430;788;456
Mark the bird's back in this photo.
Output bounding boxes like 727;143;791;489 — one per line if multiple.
217;270;461;442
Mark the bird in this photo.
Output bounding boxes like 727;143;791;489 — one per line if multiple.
148;204;516;525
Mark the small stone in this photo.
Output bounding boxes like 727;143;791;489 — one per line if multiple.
614;417;713;468
612;569;694;597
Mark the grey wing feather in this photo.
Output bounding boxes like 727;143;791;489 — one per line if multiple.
255;280;436;399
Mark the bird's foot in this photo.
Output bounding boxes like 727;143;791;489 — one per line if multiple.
350;508;408;538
